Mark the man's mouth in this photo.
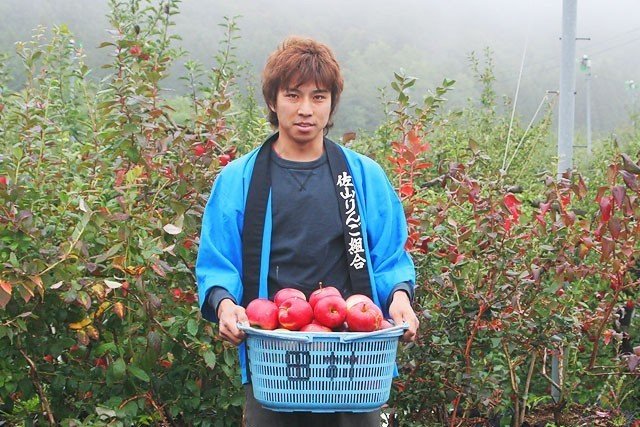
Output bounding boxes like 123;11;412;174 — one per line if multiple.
295;122;314;128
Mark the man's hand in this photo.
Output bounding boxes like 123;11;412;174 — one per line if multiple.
217;299;249;345
388;290;419;342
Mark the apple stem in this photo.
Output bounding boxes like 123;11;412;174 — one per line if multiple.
318;281;323;289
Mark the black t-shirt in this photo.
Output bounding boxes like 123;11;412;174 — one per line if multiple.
267;151;351;298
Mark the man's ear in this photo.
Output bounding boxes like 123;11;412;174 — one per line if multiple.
268;102;276;112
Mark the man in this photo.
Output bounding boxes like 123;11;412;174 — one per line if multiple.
196;36;419;427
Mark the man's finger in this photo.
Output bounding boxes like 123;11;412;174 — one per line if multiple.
399;314;419;342
220;328;243;346
237;310;249;324
226;319;240;337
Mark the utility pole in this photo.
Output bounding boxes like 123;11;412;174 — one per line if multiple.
557;0;577;176
552;0;577;404
581;55;592;155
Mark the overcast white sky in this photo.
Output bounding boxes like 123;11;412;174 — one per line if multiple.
2;0;639;135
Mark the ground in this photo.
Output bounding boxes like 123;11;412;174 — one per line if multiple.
522;403;634;427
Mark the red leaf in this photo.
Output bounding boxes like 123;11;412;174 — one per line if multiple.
578;244;589;258
0;287;10;310
599;196;613;222
595;186;608;203
563;211;576;226
151;263;166;278
503;217;512;232
86;326;99;341
601;236;615;260
503;194;522;220
627;354;639;371
608;217;622;240
402;150;416;163
408;130;420;145
342;132;356;143
540;202;550;215
114;302;125;319
468;187;480;203
76;291;92;311
414;162;432;170
77;330;90;346
534;213;546;225
0;280;11;296
400;184;415;197
621;171;639;191
594;223;605;239
612;186;626;209
561;194;571;207
581;236;594;248
575;175;588;199
603;329;614;345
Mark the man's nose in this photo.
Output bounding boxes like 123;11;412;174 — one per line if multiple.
298;97;313;115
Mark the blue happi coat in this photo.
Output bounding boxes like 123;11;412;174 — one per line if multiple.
196;139;415;383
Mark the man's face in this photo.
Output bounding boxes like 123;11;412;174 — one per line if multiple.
271;81;332;147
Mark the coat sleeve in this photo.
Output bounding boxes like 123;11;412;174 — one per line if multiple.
362;160;416;316
196;163;246;323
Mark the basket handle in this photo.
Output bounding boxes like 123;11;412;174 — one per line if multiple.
340;321;409;342
236;323;313;342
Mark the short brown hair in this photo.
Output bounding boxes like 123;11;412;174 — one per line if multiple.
262;36;344;129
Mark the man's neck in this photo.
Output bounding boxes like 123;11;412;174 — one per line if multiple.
273;134;324;162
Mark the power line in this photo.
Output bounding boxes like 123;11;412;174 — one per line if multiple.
584;25;640;50
503;24;531;172
586;34;640;56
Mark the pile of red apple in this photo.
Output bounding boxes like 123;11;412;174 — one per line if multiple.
245;286;393;332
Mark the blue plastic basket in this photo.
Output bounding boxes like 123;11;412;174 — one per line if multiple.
238;322;407;413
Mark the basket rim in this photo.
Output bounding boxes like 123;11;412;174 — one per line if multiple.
238;322;407;343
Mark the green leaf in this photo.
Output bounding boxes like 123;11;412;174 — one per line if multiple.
122;123;139;134
95;342;117;356
223;348;235;367
111;358;126;380
203;350;216;369
128;365;150;382
187;318;198;336
96;407;117;417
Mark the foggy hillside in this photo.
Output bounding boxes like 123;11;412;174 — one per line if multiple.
1;0;639;138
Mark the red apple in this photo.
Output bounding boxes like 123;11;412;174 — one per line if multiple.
309;285;342;308
246;298;279;330
313;295;347;328
300;323;332;332
345;294;374;310
379;319;394;330
274;288;306;307
346;301;383;332
278;298;313;331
